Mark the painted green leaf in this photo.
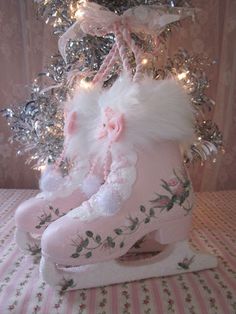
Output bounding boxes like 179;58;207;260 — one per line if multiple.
71;253;80;258
166;203;174;211
95;235;101;243
46;214;52;221
76;246;83;253
171;195;177;202
106;236;113;245
114;228;123;235
178;262;189;270
183;180;190;188
82;238;89;248
68;279;74;286
149;208;155;217
86;231;93;237
185;190;190;198
120;242;124;248
140;205;146;212
85;252;92;258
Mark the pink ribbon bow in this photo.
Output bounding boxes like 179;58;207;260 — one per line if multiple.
59;3;196;62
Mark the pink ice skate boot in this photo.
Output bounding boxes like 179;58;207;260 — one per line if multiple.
15;86;104;257
40;76;217;291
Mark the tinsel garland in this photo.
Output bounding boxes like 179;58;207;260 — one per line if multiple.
38;0;192;35
3;0;223;170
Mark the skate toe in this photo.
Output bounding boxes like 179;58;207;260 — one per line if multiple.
15;196;47;233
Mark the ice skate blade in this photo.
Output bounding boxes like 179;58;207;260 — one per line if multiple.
40;240;217;291
15;228;41;257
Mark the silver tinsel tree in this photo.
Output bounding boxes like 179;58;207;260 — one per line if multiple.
2;0;223;170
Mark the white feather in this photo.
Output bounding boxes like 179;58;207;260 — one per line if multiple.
81;175;104;198
64;75;195;164
39;166;64;192
64;85;101;161
90;75;195;159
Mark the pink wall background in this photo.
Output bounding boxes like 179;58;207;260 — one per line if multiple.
0;0;235;191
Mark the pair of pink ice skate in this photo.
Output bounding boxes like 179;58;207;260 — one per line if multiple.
15;3;217;291
15;75;217;292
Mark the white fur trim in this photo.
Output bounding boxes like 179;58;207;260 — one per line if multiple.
87;185;122;217
39;167;65;193
102;75;194;142
64;75;194;165
81;175;104;198
87;75;195;160
63;86;101;161
40;160;90;200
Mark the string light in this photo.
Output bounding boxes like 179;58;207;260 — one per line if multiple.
74;0;87;19
75;8;85;19
70;1;86;20
37;164;47;172
79;79;93;89
177;71;188;80
141;58;148;65
53;17;62;27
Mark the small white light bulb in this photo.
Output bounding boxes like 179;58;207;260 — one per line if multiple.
177;71;188;80
141;58;148;65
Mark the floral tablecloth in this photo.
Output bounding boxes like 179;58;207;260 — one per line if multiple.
0;189;235;314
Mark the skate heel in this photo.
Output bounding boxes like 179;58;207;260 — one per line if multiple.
40;256;64;287
154;215;192;244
